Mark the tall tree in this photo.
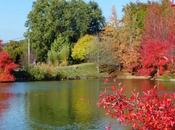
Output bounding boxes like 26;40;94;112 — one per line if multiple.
143;0;175;41
140;0;175;76
108;5;118;28
100;2;147;72
122;2;147;46
25;0;50;62
118;2;147;72
25;0;105;62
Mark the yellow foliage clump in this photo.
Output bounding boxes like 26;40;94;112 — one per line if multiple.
72;35;95;62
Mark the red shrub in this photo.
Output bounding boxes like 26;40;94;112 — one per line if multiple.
98;83;175;130
139;39;175;76
0;40;18;81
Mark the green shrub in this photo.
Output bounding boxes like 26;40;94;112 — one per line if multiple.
71;35;95;62
47;51;58;65
58;44;70;66
48;35;70;65
28;65;45;80
27;64;59;80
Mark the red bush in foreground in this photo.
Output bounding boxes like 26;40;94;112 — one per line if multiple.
0;40;18;82
98;83;175;130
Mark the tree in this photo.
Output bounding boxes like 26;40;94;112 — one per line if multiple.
87;38;118;73
108;5;118;28
0;40;18;82
25;0;49;62
140;0;175;76
99;2;147;73
143;0;175;41
118;2;147;72
87;1;105;34
25;0;105;62
71;35;95;63
87;39;118;66
122;2;147;45
140;40;172;76
47;35;70;65
4;40;28;65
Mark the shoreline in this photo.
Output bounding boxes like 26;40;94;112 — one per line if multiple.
1;72;175;83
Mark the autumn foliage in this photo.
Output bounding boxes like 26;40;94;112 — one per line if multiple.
0;40;18;81
99;3;147;73
139;1;175;76
139;39;175;76
98;82;175;129
100;1;175;76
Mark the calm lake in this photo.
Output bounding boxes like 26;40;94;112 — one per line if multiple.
0;79;175;130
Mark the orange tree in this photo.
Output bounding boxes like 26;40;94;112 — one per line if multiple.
99;3;147;73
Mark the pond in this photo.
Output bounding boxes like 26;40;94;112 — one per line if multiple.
0;79;175;130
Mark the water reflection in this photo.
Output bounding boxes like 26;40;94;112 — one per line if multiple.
0;93;12;116
0;79;174;130
0;83;13;117
26;80;107;129
110;79;175;92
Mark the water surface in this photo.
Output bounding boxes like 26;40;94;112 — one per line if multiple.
0;79;174;130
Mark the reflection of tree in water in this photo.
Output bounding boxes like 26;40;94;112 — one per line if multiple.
156;81;175;92
111;79;156;94
0;83;13;117
104;79;175;96
0;93;13;115
26;79;175;129
70;80;99;123
26;80;102;129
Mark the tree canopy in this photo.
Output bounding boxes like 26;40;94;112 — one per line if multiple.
25;0;105;62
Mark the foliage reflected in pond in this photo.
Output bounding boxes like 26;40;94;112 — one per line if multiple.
0;83;13;117
0;79;174;130
26;80;108;129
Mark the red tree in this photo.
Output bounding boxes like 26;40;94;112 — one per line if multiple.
140;1;175;76
139;39;175;76
0;40;18;81
98;83;175;130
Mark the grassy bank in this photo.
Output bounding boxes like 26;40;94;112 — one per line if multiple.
15;63;99;81
58;63;99;79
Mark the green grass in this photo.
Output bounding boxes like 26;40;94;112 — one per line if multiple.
57;63;99;79
25;63;99;81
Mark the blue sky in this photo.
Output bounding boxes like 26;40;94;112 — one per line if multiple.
0;0;147;42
